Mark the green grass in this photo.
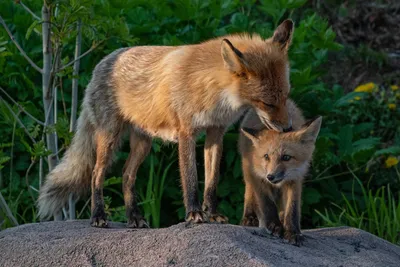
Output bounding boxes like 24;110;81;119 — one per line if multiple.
316;175;400;245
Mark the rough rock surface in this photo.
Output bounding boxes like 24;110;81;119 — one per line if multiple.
0;220;399;267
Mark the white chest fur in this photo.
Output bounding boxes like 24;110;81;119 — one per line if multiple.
192;89;247;128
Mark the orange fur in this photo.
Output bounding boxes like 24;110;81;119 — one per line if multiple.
239;100;322;245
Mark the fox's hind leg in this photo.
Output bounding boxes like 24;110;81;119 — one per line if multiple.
202;127;228;223
91;129;122;228
123;128;151;228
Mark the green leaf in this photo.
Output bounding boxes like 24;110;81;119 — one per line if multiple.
353;123;374;135
352;137;380;154
25;20;39;40
374;146;400;156
225;149;235;167
104;176;123;187
335;92;366;107
230;12;248;28
338;125;353;157
303;187;321;204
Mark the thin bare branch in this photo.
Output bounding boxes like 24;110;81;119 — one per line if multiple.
39;156;43;188
17;1;41;21
25;159;37;203
0;86;45;126
77;197;90;219
0;15;43;73
70;19;82;133
59;41;103;71
0;97;36;144
0;191;19;226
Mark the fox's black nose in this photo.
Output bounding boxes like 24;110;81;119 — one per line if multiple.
283;126;293;133
267;174;275;181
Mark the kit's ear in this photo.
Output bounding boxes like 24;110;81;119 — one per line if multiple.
241;127;260;146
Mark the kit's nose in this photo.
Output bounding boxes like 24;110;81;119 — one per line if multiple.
267;174;275;181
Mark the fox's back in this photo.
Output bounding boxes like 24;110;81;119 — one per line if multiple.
86;32;291;141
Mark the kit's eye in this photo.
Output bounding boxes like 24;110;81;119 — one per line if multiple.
281;155;292;161
264;154;269;160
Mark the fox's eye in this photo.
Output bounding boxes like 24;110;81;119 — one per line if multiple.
281;155;292;161
236;72;247;79
264;154;269;160
264;103;276;109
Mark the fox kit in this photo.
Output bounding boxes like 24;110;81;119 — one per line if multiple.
239;100;321;246
38;20;295;228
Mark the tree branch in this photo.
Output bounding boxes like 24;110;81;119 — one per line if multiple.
0;191;19;227
0;15;43;73
0;97;37;144
0;86;45;126
58;41;103;71
70;19;82;133
17;1;41;21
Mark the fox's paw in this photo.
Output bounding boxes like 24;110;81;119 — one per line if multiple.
241;215;259;227
91;216;108;228
127;216;149;228
266;221;283;237
185;211;209;224
91;207;108;228
284;231;304;247
208;213;228;224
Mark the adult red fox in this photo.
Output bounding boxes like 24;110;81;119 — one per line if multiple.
239;100;322;246
38;20;295;228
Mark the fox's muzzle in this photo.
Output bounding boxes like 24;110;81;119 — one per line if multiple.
266;171;285;184
255;107;292;132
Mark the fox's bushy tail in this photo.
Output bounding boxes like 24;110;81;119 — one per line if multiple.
37;107;96;219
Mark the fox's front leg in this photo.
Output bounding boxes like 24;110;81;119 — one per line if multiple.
240;161;259;227
256;186;283;237
202;127;228;223
281;180;303;246
179;131;208;223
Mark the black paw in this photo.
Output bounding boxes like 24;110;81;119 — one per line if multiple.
91;215;108;228
266;220;284;237
127;216;149;228
284;230;304;246
208;213;229;224
91;206;108;228
241;215;259;227
185;211;209;223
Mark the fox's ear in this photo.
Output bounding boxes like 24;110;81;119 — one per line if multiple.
221;39;247;73
241;127;260;146
272;19;294;52
296;116;322;143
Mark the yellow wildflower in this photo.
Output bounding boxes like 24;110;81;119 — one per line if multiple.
354;96;361;101
396;92;400;98
390;85;399;91
388;103;396;110
385;156;399;168
354;82;375;93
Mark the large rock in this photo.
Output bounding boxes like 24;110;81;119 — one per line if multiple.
0;220;399;267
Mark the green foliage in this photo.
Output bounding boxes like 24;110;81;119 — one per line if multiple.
0;0;399;246
316;177;400;245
